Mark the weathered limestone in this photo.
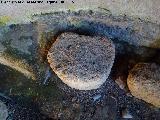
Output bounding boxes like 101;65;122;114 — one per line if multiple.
47;32;115;90
127;63;160;107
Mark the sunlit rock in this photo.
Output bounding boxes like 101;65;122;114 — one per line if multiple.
127;63;160;108
47;32;115;90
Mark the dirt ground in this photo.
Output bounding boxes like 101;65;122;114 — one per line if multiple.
0;47;160;120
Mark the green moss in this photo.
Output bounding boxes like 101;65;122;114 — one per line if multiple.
11;79;61;100
0;16;11;26
0;64;62;100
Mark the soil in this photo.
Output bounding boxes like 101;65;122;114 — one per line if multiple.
0;47;160;119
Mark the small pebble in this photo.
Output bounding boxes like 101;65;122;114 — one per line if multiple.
122;108;133;119
93;94;102;102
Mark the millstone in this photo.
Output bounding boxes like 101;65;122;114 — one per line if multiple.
47;32;115;90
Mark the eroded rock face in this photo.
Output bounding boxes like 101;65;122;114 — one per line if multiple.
127;63;160;107
0;24;38;79
0;10;160;81
47;32;115;90
36;10;160;49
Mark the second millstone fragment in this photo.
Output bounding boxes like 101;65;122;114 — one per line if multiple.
47;32;115;90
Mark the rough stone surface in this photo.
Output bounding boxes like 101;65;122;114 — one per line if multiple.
0;10;160;82
127;63;160;108
0;24;38;79
0;100;8;120
36;10;160;49
1;0;160;25
0;10;160;81
47;32;115;90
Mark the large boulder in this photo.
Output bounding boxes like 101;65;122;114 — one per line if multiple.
127;63;160;107
47;32;115;90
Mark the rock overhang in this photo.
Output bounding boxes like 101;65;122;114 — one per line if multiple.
0;10;160;88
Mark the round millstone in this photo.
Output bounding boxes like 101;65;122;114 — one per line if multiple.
127;63;160;107
47;32;115;90
0;100;8;120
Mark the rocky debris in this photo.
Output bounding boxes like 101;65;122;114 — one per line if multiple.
8;98;45;120
0;64;62;120
0;10;160;119
0;96;45;120
0;63;159;119
115;76;127;91
39;99;81;120
47;32;115;90
127;63;160;107
92;94;102;102
0;100;8;120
